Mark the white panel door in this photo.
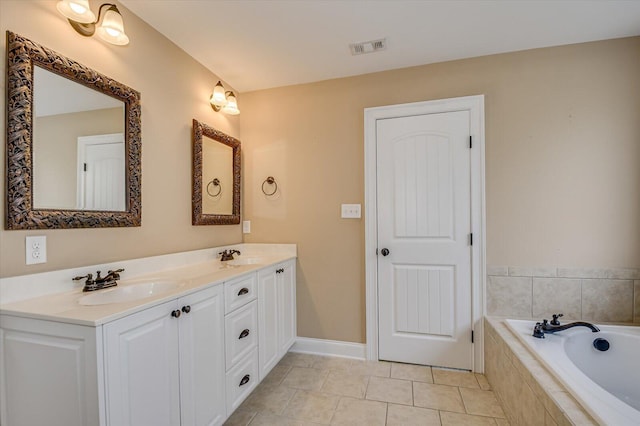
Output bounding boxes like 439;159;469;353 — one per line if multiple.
104;300;181;426
178;286;226;426
377;110;472;370
78;133;125;211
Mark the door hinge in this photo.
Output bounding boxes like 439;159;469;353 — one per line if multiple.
83;163;87;172
469;233;473;246
471;330;474;343
469;135;472;149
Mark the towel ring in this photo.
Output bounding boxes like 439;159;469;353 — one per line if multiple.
261;176;278;196
206;178;222;197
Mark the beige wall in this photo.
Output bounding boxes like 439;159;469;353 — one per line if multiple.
34;107;124;209
240;37;640;343
0;1;242;277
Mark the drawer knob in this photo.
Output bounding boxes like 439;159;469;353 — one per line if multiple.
238;329;250;339
237;287;249;296
239;374;250;386
181;305;191;314
171;310;181;318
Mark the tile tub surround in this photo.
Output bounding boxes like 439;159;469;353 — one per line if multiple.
225;352;507;425
486;266;640;322
484;317;597;426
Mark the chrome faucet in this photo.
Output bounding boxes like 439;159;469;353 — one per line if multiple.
219;249;241;261
532;313;599;338
73;268;124;292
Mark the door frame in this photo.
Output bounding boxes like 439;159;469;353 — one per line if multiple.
364;95;486;372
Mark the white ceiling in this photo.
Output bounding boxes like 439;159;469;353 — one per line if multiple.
121;0;640;93
34;67;123;117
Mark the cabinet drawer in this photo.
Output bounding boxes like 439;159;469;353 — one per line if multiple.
226;349;259;415
224;274;257;313
225;300;258;370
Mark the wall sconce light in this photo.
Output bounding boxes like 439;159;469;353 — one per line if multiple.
56;1;130;46
210;81;240;115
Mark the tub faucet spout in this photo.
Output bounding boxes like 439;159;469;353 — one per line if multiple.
533;316;600;338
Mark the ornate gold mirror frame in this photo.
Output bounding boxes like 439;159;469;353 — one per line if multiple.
5;31;141;229
192;119;241;225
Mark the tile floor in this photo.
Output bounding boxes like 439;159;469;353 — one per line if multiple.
224;352;509;426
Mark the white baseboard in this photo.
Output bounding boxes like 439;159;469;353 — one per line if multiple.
290;337;366;360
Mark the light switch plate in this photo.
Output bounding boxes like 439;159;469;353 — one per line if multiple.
243;220;251;233
341;204;361;219
26;235;47;265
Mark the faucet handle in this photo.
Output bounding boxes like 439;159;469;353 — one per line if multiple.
551;313;564;326
72;273;93;282
95;271;102;280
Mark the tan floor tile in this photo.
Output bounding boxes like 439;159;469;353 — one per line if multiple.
282;390;339;424
391;363;433;383
365;376;413;405
261;364;292;386
433;368;480;388
312;356;353;371
248;411;321;425
321;370;369;398
413;382;465;413
475;374;491;390
282;367;330;391
280;352;323;368
329;397;387;425
460;388;505;418
386;403;441;426
223;408;256;426
440;411;498;426
348;360;391;377
240;384;296;415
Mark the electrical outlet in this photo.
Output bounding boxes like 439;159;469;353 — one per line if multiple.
26;236;47;265
341;204;362;219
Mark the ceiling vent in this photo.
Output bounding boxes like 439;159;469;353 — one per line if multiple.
349;38;387;56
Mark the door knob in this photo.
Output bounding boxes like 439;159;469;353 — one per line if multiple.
171;310;181;318
381;248;390;256
238;329;250;339
181;305;191;314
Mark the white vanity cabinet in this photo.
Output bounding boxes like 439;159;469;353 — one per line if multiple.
0;253;297;426
103;284;225;426
258;259;296;379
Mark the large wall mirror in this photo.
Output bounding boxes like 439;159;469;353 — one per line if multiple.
6;31;141;229
192;119;240;225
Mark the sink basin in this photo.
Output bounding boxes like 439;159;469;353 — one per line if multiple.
225;257;267;266
78;279;185;306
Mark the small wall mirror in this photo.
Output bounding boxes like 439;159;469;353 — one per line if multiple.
6;31;141;229
192;119;240;225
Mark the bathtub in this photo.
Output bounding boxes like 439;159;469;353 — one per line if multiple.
506;319;640;426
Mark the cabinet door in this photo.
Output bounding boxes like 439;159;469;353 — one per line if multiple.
0;316;102;426
178;285;226;426
257;268;278;380
104;300;180;426
278;260;297;355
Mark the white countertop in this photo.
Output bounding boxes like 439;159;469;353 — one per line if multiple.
0;251;295;327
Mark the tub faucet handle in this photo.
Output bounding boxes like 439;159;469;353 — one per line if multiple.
551;313;564;326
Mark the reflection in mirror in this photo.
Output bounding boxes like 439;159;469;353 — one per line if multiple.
192;119;241;225
5;31;141;229
202;136;233;215
33;66;126;211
